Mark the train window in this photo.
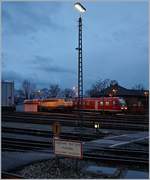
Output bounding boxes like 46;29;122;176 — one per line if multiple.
86;101;89;106
113;101;116;105
105;101;109;106
100;101;103;106
74;102;77;105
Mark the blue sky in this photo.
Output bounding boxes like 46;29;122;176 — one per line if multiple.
2;1;148;90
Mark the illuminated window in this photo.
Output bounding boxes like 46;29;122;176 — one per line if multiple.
105;101;109;106
100;101;103;106
113;101;116;105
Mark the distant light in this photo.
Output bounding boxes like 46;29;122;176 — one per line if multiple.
94;124;98;128
94;123;100;129
74;2;86;13
144;91;148;96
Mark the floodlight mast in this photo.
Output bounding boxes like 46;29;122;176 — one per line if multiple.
74;2;86;111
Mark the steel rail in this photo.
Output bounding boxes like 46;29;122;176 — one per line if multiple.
2;117;148;131
2;139;148;166
2;112;148;122
2;172;24;179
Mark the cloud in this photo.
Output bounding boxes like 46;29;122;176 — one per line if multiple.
37;65;75;74
2;2;65;35
2;70;24;82
34;63;75;74
31;55;53;64
2;70;41;89
29;55;75;74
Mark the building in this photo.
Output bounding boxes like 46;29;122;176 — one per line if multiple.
100;84;149;113
1;81;15;111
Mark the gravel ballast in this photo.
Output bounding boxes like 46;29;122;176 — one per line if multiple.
15;158;94;179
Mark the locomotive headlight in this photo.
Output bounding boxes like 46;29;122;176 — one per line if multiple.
121;107;124;110
125;107;127;110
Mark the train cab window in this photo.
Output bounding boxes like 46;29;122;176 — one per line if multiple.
105;101;109;106
100;101;103;106
119;98;127;106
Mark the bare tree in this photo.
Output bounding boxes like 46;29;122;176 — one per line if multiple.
110;80;118;86
22;80;36;99
22;80;31;99
132;84;144;90
48;84;61;98
63;88;74;98
86;79;112;97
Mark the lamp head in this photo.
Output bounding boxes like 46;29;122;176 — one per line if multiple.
74;2;86;13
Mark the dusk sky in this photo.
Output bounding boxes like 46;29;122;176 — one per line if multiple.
2;1;148;91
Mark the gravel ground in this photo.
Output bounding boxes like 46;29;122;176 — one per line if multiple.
15;156;148;179
15;158;95;179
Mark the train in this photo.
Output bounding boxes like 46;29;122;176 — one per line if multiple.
73;97;127;112
24;97;128;113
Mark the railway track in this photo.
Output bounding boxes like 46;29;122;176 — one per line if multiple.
84;152;148;166
2;111;149;122
2;112;148;167
2;137;148;166
2;126;103;141
2;172;24;179
2;112;148;131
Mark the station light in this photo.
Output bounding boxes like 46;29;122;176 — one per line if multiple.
74;2;86;13
94;122;100;129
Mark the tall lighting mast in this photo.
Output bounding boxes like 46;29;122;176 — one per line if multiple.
74;2;86;110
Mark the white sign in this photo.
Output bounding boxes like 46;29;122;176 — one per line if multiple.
54;139;82;159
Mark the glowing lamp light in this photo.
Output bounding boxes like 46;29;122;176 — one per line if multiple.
144;91;148;96
94;124;98;128
74;2;86;13
94;123;100;129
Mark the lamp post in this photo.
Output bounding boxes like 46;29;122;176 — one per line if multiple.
74;2;86;111
74;2;86;174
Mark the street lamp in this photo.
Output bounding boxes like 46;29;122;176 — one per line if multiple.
74;2;86;13
74;2;86;110
112;88;117;97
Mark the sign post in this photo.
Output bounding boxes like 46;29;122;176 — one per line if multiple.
52;122;61;173
54;139;82;159
53;122;61;138
52;122;83;175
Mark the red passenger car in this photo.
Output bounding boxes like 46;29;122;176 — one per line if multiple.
73;97;127;113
